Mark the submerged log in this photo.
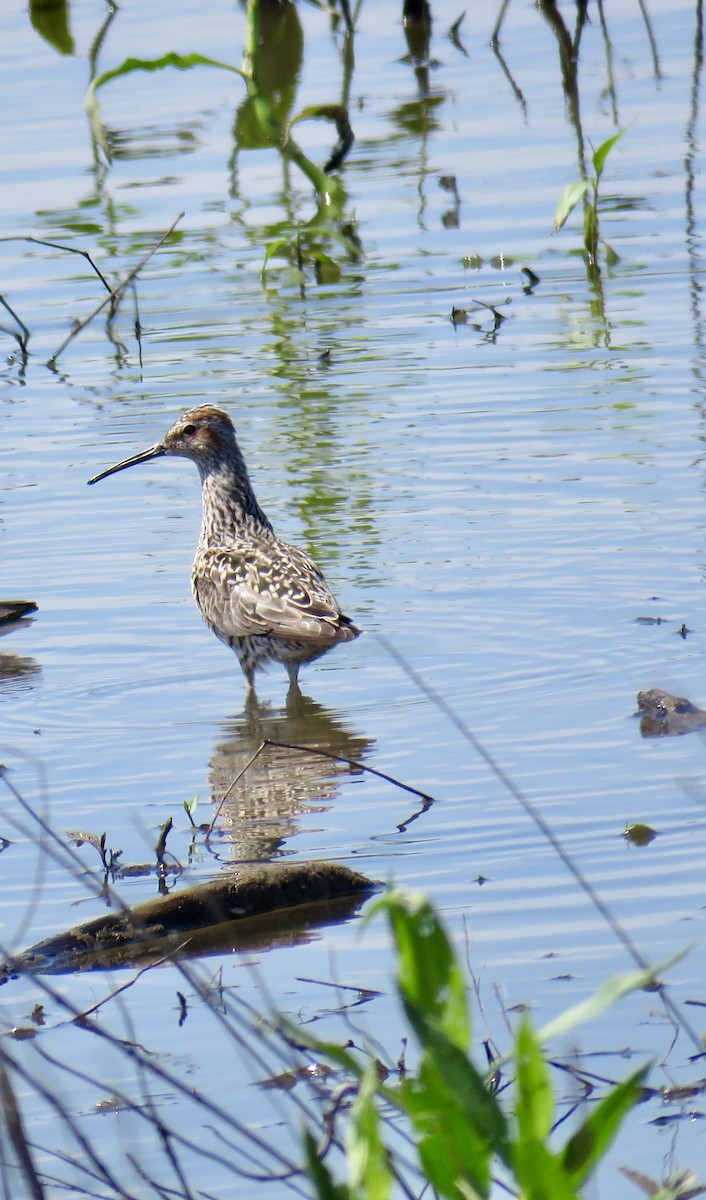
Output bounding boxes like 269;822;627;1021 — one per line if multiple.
1;861;380;979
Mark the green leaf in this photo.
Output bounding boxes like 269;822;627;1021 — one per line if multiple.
311;250;342;283
84;52;246;158
400;998;510;1166
372;890;469;1050
562;1063;648;1186
603;240;620;267
260;236;290;272
29;0;74;55
183;794;199;817
515;1018;553;1144
553;180;589;233
346;1066;392;1200
290;103;349;127
592;128;626;182
536;947;690;1045
401;1063;492;1198
89;51;245;96
512;1138;579;1200
623;821;657;847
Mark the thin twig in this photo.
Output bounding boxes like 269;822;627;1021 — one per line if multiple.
154;817;173;867
73;954;185;1022
47;212;184;365
0;296;30;350
0;237;113;292
263;739;435;804
206;741;269;836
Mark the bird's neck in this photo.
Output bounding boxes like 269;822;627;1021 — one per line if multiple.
198;461;273;546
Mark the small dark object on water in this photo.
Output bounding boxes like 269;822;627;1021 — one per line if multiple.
0;601;37;627
623;822;658;847
88;406;360;693
447;12;467;55
521;266;541;292
637;688;706;737
678;623;690;639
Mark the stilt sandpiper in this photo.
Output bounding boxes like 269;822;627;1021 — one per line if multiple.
88;406;360;691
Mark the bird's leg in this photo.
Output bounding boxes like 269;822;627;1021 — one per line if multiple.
244;686;262;716
285;660;300;688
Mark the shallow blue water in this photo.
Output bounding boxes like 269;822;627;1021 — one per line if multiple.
1;0;706;1191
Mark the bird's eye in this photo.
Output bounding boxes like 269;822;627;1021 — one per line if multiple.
182;423;196;436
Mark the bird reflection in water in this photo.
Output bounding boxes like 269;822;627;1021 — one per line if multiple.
207;691;374;863
0;652;40;695
0;602;39;695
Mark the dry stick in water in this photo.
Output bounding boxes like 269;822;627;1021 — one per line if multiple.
207;738;435;838
264;739;435;802
47;211;184;365
0;295;31;350
376;633;705;1057
206;742;269;836
0;236;114;294
0;236;115;353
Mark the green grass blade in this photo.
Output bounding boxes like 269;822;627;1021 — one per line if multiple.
346;1066;392;1200
400;997;510;1165
537;946;690;1045
515;1018;553;1143
512;1139;580;1200
371;890;469;1050
84;53;246;162
401;1061;492;1198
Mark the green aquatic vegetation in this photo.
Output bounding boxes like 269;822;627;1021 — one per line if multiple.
553;129;627;273
82;1;355;281
623;821;658;847
302;889;664;1200
183;793;200;827
84;0;351;280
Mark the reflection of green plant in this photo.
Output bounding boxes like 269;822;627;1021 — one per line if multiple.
83;0;354;275
301;890;663;1200
553;129;626;271
83;3;346;205
29;0;74;55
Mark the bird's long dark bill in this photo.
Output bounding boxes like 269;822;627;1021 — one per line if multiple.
87;444;165;485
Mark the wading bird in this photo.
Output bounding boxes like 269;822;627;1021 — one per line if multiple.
88;406;360;692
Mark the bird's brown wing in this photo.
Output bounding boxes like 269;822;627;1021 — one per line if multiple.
193;542;359;645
